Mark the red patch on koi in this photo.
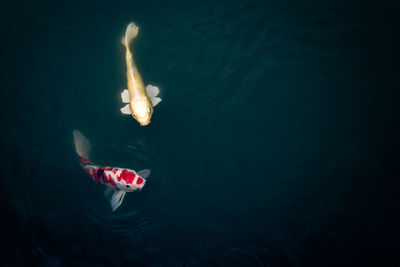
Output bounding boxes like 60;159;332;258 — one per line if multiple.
136;177;143;185
94;171;101;183
108;179;116;187
80;157;90;164
120;170;136;184
104;171;116;186
105;172;114;185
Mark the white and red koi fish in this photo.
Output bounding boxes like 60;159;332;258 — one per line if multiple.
73;129;150;211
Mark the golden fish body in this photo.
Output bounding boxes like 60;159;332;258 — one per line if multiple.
120;23;161;126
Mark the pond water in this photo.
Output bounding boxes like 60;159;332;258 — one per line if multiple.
1;0;398;265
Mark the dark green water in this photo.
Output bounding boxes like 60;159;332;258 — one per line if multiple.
1;0;399;266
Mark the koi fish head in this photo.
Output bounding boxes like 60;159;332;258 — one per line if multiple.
130;97;153;126
118;169;146;192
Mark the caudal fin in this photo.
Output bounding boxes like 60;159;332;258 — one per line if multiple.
73;129;91;160
121;22;139;47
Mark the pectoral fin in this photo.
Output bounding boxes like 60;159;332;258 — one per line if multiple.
104;186;113;197
120;104;131;115
121;89;130;103
150;97;162;107
146;85;160;97
137;169;151;179
110;189;126;211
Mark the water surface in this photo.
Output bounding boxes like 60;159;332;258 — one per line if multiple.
1;0;399;266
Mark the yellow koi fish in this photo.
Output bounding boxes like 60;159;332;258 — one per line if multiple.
120;22;161;126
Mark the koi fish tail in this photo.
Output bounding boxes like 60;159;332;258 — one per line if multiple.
73;129;91;161
121;22;139;48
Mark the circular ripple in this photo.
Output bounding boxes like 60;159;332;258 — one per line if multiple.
3;131;169;264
